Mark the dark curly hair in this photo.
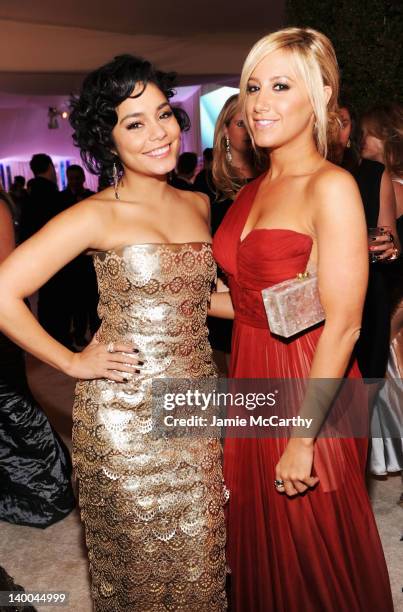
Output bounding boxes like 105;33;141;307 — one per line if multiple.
69;54;190;180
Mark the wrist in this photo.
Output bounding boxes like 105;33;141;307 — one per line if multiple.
62;350;78;377
288;436;315;448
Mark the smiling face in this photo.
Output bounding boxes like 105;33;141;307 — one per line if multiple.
244;49;317;150
112;82;181;177
225;111;252;154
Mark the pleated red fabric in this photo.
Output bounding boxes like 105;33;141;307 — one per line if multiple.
213;175;393;612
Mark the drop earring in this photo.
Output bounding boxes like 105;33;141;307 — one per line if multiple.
225;136;232;163
113;162;120;200
346;138;351;149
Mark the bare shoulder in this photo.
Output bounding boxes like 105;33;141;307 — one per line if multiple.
81;187;115;211
49;192;115;246
0;198;12;221
193;191;210;218
307;161;362;219
178;189;210;221
70;189;116;222
308;161;358;198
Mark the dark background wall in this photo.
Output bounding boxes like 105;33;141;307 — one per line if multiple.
286;0;403;112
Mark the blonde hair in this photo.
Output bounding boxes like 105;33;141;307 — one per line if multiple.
361;103;403;179
239;27;340;158
212;94;267;200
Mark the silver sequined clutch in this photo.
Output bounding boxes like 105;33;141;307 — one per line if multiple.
261;271;325;338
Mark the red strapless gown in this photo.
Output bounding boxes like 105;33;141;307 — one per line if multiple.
213;175;393;612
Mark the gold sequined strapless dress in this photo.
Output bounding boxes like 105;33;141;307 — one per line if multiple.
72;243;227;611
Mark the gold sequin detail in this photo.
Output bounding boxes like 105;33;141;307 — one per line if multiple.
72;243;227;611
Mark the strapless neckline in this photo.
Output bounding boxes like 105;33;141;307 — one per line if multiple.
239;227;313;245
93;241;212;258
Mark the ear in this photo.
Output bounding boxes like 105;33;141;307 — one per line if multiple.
324;85;332;105
223;125;229;138
110;134;119;158
110;147;120;160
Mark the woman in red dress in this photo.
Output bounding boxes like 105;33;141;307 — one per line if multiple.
210;27;393;611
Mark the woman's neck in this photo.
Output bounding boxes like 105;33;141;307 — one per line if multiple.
231;150;255;179
372;152;384;164
117;170;169;202
269;136;324;179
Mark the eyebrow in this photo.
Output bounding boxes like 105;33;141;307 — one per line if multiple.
120;101;171;124
248;75;295;83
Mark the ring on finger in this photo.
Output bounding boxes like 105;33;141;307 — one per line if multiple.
274;479;285;490
389;247;399;260
106;342;115;353
123;371;137;382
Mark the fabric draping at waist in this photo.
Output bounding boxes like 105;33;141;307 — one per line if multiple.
234;314;269;329
229;283;269;330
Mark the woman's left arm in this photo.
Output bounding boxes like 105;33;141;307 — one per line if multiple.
276;169;368;496
309;169;368;377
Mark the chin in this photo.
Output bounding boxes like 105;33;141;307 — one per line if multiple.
252;135;277;149
149;159;176;176
143;147;179;175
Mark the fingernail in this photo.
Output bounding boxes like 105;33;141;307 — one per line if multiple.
135;369;141;374
133;348;139;353
138;361;144;366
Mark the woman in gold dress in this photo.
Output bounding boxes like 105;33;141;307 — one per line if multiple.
0;55;227;611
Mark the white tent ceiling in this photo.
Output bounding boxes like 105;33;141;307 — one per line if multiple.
0;1;285;173
0;0;285;95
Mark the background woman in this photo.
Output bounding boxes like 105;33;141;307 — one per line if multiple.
0;56;227;611
211;93;264;232
352;142;398;384
328;100;360;171
329;101;399;404
212;27;393;611
205;95;265;370
360;103;403;477
361;103;403;246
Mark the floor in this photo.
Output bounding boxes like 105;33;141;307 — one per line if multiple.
0;355;402;611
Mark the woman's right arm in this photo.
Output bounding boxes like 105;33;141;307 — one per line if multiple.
0;199;15;262
373;170;401;258
0;202;137;381
208;278;235;319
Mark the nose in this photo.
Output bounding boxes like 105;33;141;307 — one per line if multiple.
254;90;271;114
149;120;167;141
